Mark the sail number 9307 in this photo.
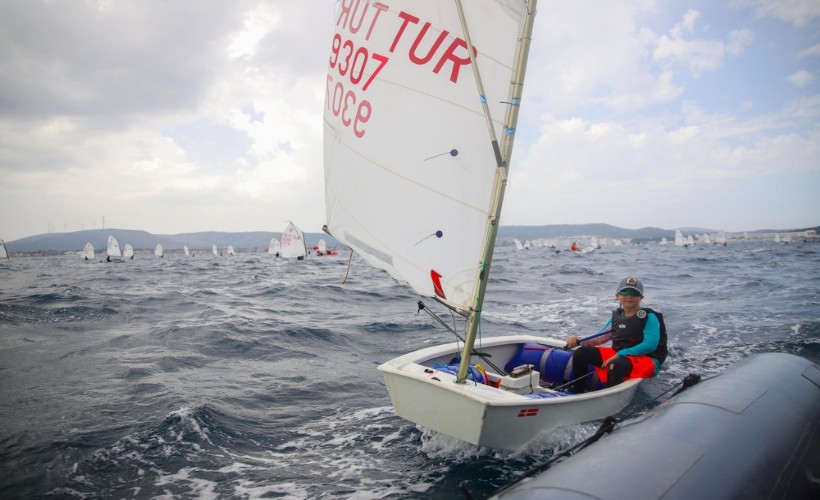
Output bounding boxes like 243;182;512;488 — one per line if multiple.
326;34;389;138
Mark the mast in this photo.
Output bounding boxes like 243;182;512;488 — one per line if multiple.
455;0;538;383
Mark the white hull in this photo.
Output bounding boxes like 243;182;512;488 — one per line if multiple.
378;335;641;450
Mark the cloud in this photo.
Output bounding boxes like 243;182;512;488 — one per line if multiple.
798;44;820;58
730;0;820;28
652;11;753;77
786;70;816;88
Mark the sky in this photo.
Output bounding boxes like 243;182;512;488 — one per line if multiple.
0;0;818;242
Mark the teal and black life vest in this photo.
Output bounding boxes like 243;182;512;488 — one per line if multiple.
611;307;668;363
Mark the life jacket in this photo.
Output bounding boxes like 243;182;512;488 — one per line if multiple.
611;307;668;363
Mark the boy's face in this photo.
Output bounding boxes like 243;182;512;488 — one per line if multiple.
616;289;643;308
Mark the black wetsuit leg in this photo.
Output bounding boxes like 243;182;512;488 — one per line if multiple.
606;357;633;387
570;346;603;393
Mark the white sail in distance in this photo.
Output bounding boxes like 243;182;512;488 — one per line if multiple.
107;236;122;258
81;242;95;260
268;238;281;254
281;221;306;259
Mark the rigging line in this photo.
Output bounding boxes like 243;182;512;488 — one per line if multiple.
417;302;507;376
341;248;353;284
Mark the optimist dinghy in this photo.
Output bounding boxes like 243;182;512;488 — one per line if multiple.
322;0;642;449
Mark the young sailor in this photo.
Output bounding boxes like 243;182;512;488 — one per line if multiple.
565;276;667;393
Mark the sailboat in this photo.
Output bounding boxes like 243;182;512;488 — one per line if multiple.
212;244;218;256
322;0;641;450
0;239;9;262
122;243;134;259
226;245;235;256
81;242;95;260
154;243;164;258
314;238;337;256
184;245;190;257
280;221;306;259
674;230;685;247
106;235;122;261
268;238;281;256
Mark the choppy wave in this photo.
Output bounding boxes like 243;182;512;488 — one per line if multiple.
1;242;818;498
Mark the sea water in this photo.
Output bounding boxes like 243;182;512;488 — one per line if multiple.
1;241;818;499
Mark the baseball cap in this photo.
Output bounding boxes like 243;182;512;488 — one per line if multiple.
617;276;644;295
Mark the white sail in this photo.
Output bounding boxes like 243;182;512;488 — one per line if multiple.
184;245;190;256
0;239;8;261
674;230;685;246
686;235;695;246
324;1;529;314
212;244;218;256
317;239;328;254
107;235;122;258
123;243;134;258
268;238;281;255
281;221;306;259
227;245;235;255
81;242;95;260
154;243;163;257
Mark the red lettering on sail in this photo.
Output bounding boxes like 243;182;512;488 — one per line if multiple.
431;270;446;299
390;10;476;84
433;38;474;84
336;0;388;41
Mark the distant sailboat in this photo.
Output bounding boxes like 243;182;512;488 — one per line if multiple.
0;239;9;262
268;238;281;256
81;242;95;260
155;243;164;258
227;245;235;256
281;221;306;259
212;244;218;256
580;236;599;253
107;236;122;261
123;243;134;259
314;238;337;256
674;230;685;247
184;245;190;257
